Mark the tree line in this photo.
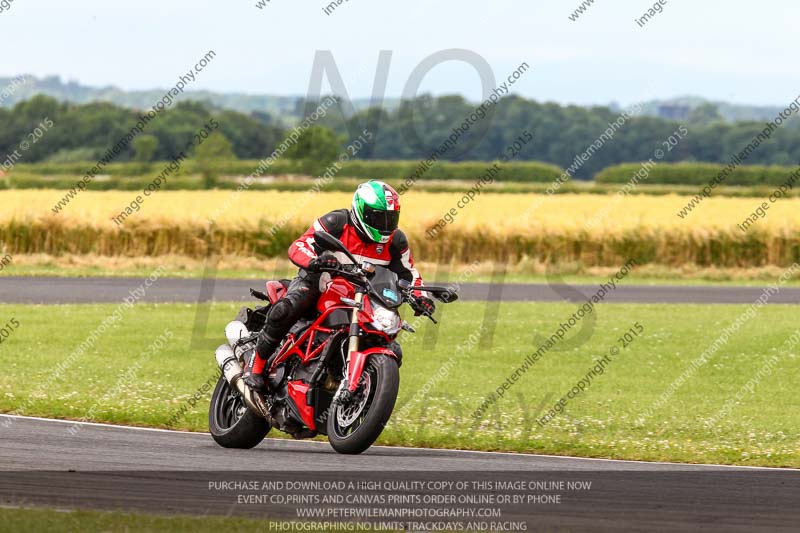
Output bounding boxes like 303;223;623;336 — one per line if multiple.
2;94;799;180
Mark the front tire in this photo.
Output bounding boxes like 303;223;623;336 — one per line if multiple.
209;376;270;449
327;354;399;455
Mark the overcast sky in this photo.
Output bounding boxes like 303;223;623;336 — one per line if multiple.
2;0;797;107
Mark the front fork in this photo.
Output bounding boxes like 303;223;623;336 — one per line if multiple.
333;289;364;404
346;290;364;362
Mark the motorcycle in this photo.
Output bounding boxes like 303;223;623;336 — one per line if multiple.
208;230;458;454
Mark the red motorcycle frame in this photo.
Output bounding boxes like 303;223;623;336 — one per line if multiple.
209;230;457;454
263;275;398;432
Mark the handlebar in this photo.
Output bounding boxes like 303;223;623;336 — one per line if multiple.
313;261;456;323
309;231;457;324
315;264;366;281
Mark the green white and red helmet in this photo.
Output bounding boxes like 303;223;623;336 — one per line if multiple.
351;180;401;244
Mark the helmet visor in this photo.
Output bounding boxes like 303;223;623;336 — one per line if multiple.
363;205;399;235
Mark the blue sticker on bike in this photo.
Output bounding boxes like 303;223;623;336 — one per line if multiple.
383;288;399;302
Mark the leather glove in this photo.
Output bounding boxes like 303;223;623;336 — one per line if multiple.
307;255;340;272
413;295;436;317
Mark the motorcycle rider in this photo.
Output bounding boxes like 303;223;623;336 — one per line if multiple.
243;180;435;391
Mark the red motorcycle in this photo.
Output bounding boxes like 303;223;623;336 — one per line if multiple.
209;231;458;454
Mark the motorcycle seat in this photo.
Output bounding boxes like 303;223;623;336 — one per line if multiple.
265;279;290;304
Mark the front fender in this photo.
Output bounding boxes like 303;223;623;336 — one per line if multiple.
347;346;398;392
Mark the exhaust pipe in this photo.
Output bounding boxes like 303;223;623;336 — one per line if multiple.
215;344;243;387
215;341;270;419
225;320;250;348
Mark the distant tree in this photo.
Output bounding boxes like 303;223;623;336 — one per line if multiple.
216;110;284;159
284;126;342;175
132;134;158;163
688;103;725;127
250;110;273;125
193;131;235;188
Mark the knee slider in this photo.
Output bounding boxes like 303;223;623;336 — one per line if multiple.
268;299;293;326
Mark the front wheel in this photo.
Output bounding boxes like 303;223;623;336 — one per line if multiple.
327;354;399;455
209;376;270;449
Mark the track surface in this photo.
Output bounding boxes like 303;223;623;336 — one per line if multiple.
1;416;799;532
1;273;798;532
0;415;740;473
2;276;799;304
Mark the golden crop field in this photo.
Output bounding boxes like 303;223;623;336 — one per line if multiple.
1;189;799;268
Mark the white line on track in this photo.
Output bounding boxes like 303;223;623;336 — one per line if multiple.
2;413;797;472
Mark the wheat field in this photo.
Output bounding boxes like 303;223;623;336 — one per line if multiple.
2;190;799;267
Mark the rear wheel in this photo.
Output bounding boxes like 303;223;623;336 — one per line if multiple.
327;355;399;455
208;376;269;449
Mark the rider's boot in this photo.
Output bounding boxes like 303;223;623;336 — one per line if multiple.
243;332;280;392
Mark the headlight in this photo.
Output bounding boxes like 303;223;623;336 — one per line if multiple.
371;304;401;335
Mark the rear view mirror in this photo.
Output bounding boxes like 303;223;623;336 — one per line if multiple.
398;279;459;303
313;231;361;266
314;230;347;253
436;291;459;303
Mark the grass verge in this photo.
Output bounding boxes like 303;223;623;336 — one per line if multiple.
3;254;800;286
0;301;797;467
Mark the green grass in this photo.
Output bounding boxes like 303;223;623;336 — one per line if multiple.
0;507;306;532
1;301;798;467
0;261;299;282
4;258;800;286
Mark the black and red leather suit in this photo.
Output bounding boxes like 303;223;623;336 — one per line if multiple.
249;209;426;378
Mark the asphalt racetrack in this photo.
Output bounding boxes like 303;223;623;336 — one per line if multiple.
2;276;799;304
2;278;798;531
1;416;799;532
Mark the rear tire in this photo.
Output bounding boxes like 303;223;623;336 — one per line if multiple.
327;355;399;455
209;376;270;449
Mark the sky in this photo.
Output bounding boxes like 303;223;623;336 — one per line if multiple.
1;0;798;107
